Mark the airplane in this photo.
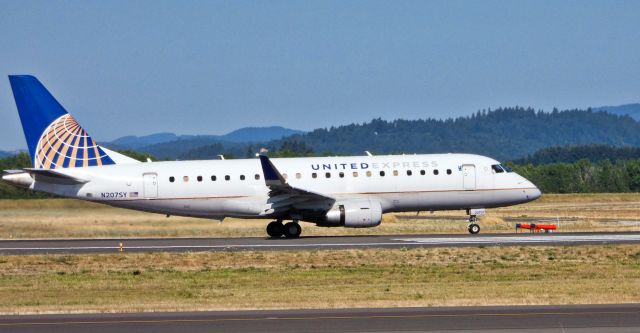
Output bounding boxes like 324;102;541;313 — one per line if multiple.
2;75;542;238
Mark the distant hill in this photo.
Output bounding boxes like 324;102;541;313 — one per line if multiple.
109;132;179;149
264;107;640;161
221;126;304;143
106;126;304;153
99;107;640;161
0;150;26;159
593;103;640;121
134;138;249;160
511;145;640;165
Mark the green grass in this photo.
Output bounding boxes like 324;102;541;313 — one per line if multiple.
0;245;638;314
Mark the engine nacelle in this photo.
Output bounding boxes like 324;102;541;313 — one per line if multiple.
319;199;382;228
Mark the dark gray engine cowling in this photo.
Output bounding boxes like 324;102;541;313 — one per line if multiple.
320;199;382;228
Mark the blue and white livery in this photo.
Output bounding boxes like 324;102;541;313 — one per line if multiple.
2;75;541;237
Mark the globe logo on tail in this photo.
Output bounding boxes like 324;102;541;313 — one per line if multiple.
34;114;114;169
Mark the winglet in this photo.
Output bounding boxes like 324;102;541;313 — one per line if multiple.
259;155;286;186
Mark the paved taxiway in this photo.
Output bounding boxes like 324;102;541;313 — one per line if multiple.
1;232;640;254
1;304;639;332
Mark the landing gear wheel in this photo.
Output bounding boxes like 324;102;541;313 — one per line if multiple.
468;223;480;234
283;222;302;239
266;221;284;238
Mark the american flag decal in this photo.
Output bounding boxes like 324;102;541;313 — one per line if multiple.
129;192;139;198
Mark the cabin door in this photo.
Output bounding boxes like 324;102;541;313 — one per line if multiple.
143;173;158;198
462;165;476;190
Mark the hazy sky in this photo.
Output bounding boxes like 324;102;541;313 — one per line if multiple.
1;0;639;150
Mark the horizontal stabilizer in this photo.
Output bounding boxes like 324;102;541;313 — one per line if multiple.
24;168;89;185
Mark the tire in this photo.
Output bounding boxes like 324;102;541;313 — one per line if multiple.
468;223;480;235
283;222;302;239
266;221;284;238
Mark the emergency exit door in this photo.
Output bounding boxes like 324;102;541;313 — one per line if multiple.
462;165;476;190
143;173;158;198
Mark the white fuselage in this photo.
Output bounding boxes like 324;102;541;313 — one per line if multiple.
25;153;541;223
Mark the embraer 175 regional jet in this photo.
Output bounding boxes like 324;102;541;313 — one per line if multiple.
2;75;541;238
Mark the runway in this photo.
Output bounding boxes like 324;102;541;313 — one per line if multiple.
1;232;640;254
1;304;639;332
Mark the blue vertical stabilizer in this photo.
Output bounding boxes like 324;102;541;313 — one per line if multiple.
8;75;115;169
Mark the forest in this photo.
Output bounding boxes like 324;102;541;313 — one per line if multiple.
97;107;640;161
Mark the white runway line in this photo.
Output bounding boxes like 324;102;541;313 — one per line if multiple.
1;234;640;252
0;243;412;252
393;234;640;244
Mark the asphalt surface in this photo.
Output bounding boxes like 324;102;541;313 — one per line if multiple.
1;232;640;254
1;304;639;333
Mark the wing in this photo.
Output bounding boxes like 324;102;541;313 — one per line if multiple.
259;155;335;216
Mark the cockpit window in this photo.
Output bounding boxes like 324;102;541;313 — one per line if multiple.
501;164;513;173
492;164;513;173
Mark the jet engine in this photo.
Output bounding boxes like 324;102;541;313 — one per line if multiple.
319;199;382;228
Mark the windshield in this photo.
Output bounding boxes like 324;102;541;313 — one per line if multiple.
492;164;513;173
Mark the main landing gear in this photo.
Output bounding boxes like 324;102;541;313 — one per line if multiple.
467;215;480;234
266;220;302;239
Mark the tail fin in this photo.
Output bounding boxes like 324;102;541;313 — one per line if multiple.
9;75;118;169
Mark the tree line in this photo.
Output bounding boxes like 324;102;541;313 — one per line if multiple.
509;159;640;193
106;107;640;162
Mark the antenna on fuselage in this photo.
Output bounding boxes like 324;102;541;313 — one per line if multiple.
365;151;373;156
217;155;225;160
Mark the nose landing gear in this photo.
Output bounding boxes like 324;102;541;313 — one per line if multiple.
266;220;302;238
466;208;485;234
467;215;481;234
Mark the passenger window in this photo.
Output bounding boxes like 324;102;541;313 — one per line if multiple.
169;176;175;183
339;172;344;178
197;176;203;182
211;175;217;181
183;176;189;182
352;171;358;177
296;173;301;179
255;174;260;180
240;175;245;180
366;171;372;177
225;175;230;181
380;171;385;177
325;172;331;178
407;170;412;176
312;173;317;179
420;170;425;176
433;170;439;175
393;170;399;176
446;169;452;175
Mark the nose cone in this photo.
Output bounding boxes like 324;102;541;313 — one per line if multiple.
526;186;542;202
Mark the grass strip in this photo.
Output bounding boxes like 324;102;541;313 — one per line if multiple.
0;245;638;314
